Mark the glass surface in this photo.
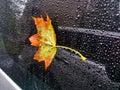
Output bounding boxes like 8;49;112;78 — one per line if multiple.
0;0;120;90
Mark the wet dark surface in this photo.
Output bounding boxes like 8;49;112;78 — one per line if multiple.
0;0;120;90
56;26;120;82
1;44;120;90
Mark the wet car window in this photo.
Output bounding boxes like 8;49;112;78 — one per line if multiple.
0;0;120;90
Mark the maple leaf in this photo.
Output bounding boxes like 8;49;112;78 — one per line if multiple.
29;14;56;70
29;14;86;70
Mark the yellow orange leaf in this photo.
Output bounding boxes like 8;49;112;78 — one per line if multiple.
29;14;86;70
29;14;57;70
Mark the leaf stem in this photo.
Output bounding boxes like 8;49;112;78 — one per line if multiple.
56;45;87;61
